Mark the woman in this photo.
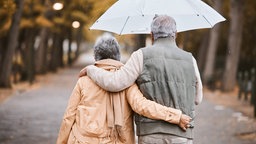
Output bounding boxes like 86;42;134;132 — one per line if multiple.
56;34;190;144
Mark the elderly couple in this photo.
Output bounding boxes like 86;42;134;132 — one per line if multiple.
57;15;203;144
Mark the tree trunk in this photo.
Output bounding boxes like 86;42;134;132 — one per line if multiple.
35;28;48;74
49;33;59;72
57;36;64;67
75;27;83;59
180;33;189;50
22;29;36;84
0;0;24;87
0;39;3;68
35;0;52;74
68;29;72;66
0;36;8;76
222;0;244;91
203;0;222;83
135;35;146;50
197;31;209;73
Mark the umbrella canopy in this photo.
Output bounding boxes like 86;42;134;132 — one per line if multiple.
90;0;226;35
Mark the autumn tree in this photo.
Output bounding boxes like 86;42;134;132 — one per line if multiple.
35;0;53;74
0;0;24;87
222;0;244;91
0;0;16;69
203;0;223;83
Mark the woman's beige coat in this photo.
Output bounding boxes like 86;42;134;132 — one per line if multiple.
56;59;182;144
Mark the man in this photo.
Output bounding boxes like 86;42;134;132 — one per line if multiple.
80;15;203;144
57;34;191;144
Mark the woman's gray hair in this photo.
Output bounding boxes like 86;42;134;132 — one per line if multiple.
94;34;121;61
151;15;177;41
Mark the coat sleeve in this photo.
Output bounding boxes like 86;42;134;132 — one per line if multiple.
192;56;203;105
126;84;182;125
56;79;82;144
87;50;143;92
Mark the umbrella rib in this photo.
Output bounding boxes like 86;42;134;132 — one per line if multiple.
202;15;213;27
120;16;130;35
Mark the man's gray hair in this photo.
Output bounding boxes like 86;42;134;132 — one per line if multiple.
94;33;121;61
151;15;177;40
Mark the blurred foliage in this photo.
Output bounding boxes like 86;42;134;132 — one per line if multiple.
20;18;34;28
35;15;53;28
84;0;116;41
20;0;44;29
1;0;256;87
0;0;16;36
0;0;116;41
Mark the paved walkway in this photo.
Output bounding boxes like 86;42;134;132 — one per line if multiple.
0;52;256;144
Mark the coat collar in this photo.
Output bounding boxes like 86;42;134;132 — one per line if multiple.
95;59;124;70
153;37;177;48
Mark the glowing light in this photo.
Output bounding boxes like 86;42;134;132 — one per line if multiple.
53;3;63;10
72;21;80;28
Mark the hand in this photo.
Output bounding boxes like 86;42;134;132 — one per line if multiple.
79;67;87;77
178;114;192;131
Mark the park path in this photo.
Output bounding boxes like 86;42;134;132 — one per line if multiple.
0;52;256;144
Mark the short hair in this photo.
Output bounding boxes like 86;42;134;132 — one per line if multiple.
151;15;177;40
94;33;121;61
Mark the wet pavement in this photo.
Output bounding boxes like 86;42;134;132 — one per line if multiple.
0;52;256;144
194;100;256;144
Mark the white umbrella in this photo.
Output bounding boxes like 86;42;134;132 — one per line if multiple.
90;0;226;35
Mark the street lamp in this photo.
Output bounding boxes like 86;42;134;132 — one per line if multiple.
72;21;80;29
53;2;63;11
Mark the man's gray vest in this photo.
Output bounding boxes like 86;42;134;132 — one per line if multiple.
135;38;196;139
